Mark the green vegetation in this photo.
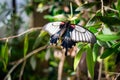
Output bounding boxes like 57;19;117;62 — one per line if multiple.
0;0;120;80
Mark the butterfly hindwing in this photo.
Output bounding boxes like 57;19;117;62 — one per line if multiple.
61;30;76;55
50;30;61;45
43;22;62;35
71;25;96;43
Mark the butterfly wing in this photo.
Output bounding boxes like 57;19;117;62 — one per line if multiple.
61;30;76;55
71;25;96;44
43;22;62;36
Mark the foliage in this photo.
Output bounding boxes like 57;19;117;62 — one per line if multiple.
0;0;120;80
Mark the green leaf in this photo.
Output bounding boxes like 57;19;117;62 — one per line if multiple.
44;14;66;21
87;15;120;26
44;15;54;21
88;27;98;33
100;48;114;59
95;16;120;25
97;40;109;47
1;40;8;70
117;0;120;12
74;47;84;70
24;34;29;57
97;34;120;41
76;2;100;11
30;56;36;70
33;31;48;49
50;61;58;67
93;43;99;62
86;45;94;79
100;42;120;59
112;41;120;49
86;11;102;26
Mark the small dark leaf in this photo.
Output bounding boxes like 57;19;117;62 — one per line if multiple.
117;0;120;12
95;16;120;25
97;40;109;48
93;43;99;62
112;42;120;49
33;31;48;49
100;48;114;59
76;2;100;11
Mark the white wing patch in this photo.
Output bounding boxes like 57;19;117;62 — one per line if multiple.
71;25;96;43
43;22;62;35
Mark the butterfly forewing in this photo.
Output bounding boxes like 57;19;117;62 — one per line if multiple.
71;25;96;43
43;22;62;35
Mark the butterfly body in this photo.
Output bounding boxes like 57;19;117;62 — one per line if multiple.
43;21;96;55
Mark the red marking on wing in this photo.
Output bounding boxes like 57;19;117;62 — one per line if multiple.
71;25;75;28
61;22;65;25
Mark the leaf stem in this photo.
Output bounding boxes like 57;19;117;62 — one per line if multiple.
57;53;65;80
70;2;73;18
101;0;104;16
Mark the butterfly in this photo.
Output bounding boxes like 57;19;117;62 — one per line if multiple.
43;21;96;55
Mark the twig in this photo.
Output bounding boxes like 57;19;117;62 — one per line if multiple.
98;47;104;80
101;0;104;16
19;61;26;80
107;72;120;75
74;0;81;6
57;53;66;80
105;71;120;80
70;2;73;18
0;27;42;41
4;44;49;80
104;6;119;13
98;1;104;79
114;73;120;80
76;66;80;80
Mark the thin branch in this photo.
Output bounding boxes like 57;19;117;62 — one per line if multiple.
98;1;104;79
107;72;120;75
114;73;120;80
4;44;49;80
104;6;119;13
98;47;104;80
0;27;42;41
58;53;65;80
74;0;81;6
19;61;26;80
101;0;104;16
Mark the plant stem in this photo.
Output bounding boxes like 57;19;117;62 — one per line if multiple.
0;27;42;41
98;47;104;80
19;61;26;80
98;1;104;79
70;2;73;18
4;45;48;80
101;0;104;16
58;53;65;80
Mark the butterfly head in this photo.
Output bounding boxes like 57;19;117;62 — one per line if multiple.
60;21;71;28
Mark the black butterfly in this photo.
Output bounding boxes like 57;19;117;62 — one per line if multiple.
43;21;96;55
